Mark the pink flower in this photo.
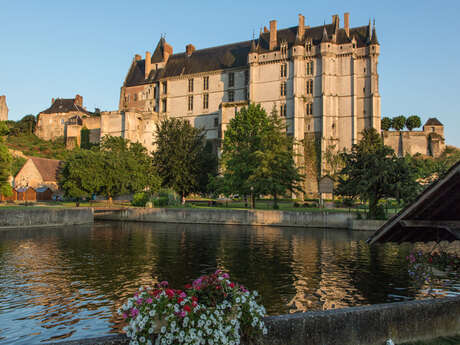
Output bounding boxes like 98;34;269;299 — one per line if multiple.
130;308;139;317
146;298;153;304
179;311;186;318
222;273;230;279
136;298;143;305
122;313;128;319
179;292;187;298
160;281;168;287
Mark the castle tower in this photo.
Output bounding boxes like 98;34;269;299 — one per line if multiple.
0;95;8;121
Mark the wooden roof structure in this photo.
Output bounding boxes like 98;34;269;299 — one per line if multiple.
367;160;460;244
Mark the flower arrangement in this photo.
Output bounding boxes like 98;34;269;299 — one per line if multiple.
407;250;460;287
118;270;267;345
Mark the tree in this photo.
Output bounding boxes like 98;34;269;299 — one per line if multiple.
381;117;392;131
0;121;9;136
153;119;214;199
80;126;91;149
392;116;406;131
59;149;104;203
100;136;161;204
336;128;419;219
220;104;303;208
406;115;422;131
0;138;13;197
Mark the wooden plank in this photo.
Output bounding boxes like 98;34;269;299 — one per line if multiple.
400;220;460;229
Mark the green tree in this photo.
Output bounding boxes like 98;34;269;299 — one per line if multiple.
11;156;27;177
15;115;37;135
0;138;13;197
100;136;161;204
59;149;104;203
336;128;419;219
153;118;215;199
392;116;406;131
250;108;303;208
220;104;303;208
0;121;10;136
381;117;392;131
406;115;422;131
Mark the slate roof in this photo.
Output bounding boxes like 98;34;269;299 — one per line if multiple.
29;157;62;182
125;23;374;87
425;118;443;126
40;98;91;115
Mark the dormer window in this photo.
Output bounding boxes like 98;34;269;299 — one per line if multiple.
305;41;312;53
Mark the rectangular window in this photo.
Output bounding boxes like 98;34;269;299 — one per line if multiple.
228;90;234;102
188;78;194;92
306;61;314;75
203;76;209;90
162;98;167;112
162;81;167;94
306;79;313;94
306;103;313;115
229;72;234;87
203;93;209;109
244;87;249;101
214;118;218;127
280;82;287;96
281;63;287;78
188;95;194;111
244;70;249;85
134;94;138;101
280;104;287;117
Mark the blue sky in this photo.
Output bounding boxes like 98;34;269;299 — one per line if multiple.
1;0;459;147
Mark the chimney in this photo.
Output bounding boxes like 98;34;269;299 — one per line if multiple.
269;20;277;50
298;14;305;39
145;51;152;79
51;98;55;105
135;54;142;61
186;44;195;56
344;12;350;37
74;94;83;107
263;26;269;33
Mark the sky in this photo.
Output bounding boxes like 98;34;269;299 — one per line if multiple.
1;0;460;147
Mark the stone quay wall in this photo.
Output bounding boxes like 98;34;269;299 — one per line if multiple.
50;296;460;345
96;207;358;229
0;207;94;229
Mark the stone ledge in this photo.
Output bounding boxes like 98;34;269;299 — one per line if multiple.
46;296;460;345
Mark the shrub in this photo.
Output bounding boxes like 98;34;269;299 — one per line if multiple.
132;192;150;207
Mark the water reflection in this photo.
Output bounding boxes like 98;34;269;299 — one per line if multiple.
0;221;458;344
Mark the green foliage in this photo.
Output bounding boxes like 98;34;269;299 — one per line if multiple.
381;117;392;131
9;115;37;136
99;136;161;200
11;156;27;176
0;121;10;136
59;149;104;200
80;126;91;149
132;192;150;207
406;146;460;181
219;104;303;208
153;118;217;198
336;128;420;219
323;144;345;178
60;136;161;202
0;138;13;197
5;133;69;160
406;115;422;131
391;115;406;131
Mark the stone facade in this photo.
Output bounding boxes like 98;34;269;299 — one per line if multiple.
0;95;8;121
35;95;100;148
109;13;381;195
14;157;62;192
383;118;445;157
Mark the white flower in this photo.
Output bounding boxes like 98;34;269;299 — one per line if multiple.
140;336;146;343
386;340;395;345
161;326;166;333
